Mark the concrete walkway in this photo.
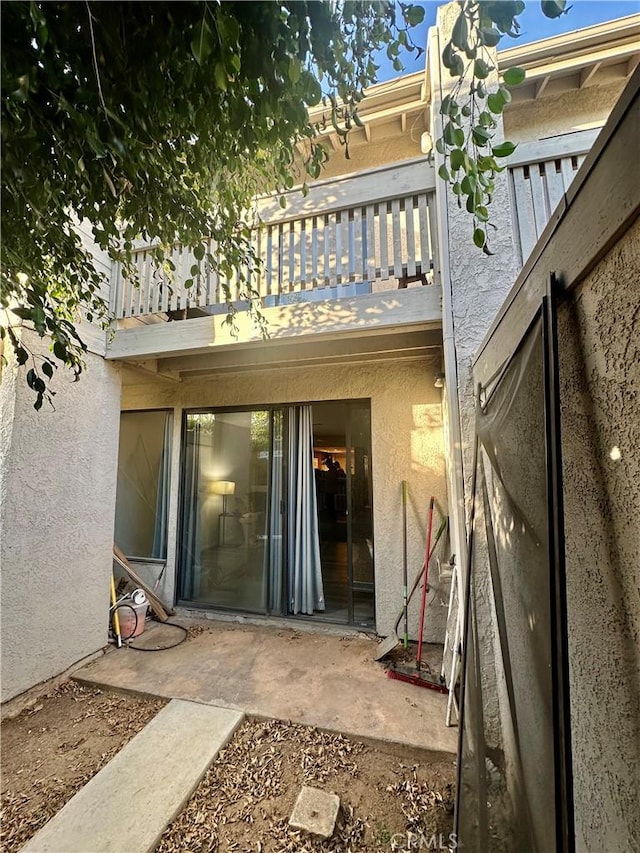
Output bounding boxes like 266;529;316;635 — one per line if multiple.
76;620;458;755
21;700;243;853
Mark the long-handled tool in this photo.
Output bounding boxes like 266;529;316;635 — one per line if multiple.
110;573;123;649
416;496;435;672
374;511;448;661
386;496;449;694
401;480;409;650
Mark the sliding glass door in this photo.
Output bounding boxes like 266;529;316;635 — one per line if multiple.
178;401;374;627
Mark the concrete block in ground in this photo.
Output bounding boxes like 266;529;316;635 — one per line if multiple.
20;699;243;853
289;785;340;840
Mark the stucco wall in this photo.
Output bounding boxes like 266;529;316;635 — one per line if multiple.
558;218;640;852
0;331;122;703
120;356;448;639
318;128;423;180
504;80;626;143
435;1;520;736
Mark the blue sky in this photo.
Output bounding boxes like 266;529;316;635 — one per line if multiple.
375;0;640;82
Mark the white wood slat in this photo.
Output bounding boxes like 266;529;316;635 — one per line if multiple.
378;202;388;279
391;198;402;279
511;166;537;263
365;204;376;281
528;163;549;239
417;194;429;276
303;218;313;289
135;252;144;316
159;254;170;315
560;156;578;193
312;216;320;287
427;192;439;284
327;213;337;287
353;207;363;281
291;219;302;292
405;197;416;278
545;161;566;214
335;211;343;284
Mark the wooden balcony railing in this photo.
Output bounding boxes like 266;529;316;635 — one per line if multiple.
508;130;598;267
111;166;439;321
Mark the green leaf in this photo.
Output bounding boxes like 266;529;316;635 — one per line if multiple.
472;126;491;146
288;57;301;84
450;148;465;171
492;141;517;158
191;19;214;66
480;28;501;47
435;137;445;155
498;84;512;104
475;205;489;222
473;228;486;248
452;12;468;51
487;92;505;114
10;306;33;321
214;62;228;91
474;59;491;80
406;5;425;26
438;164;450;181
461;175;476;195
503;66;526;87
193;243;205;261
443;122;457;147
53;341;67;362
542;0;570;19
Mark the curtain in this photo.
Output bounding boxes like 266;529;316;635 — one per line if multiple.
268;410;284;613
181;420;202;599
152;412;172;559
287;406;324;615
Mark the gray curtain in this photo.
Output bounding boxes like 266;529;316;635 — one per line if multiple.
152;412;172;559
268;410;284;613
287;405;324;615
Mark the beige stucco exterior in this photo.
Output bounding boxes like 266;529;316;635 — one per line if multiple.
119;354;449;640
0;332;122;703
558;218;640;852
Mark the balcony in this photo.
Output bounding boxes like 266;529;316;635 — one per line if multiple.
105;159;444;368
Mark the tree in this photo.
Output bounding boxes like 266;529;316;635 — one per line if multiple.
2;1;426;407
2;1;568;408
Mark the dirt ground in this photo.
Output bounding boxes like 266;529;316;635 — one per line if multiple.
0;680;166;853
158;718;456;853
1;677;456;853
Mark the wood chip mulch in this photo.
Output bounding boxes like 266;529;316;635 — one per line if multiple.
157;718;455;853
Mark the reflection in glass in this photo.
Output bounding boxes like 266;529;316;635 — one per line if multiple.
115;410;172;559
180;410;269;612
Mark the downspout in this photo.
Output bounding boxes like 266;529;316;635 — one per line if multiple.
428;25;469;633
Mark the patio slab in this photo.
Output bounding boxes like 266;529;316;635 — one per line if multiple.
75;620;458;755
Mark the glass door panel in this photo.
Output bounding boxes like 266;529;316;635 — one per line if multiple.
179;410;270;612
347;401;375;627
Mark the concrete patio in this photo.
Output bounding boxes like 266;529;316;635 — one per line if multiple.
75;619;458;755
